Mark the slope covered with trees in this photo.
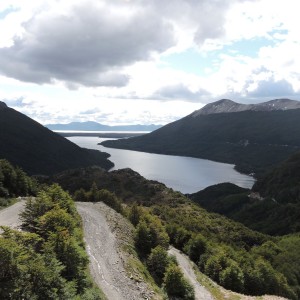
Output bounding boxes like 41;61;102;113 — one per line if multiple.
0;184;104;299
102;107;300;176
189;149;300;236
0;102;113;175
0;159;37;208
46;166;299;299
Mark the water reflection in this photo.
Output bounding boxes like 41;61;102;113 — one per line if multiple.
68;136;255;194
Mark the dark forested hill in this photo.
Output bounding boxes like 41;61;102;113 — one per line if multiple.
102;99;300;176
253;151;300;202
0;102;113;175
189;150;300;236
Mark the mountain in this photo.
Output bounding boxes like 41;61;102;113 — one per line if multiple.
46;121;161;131
102;98;300;176
0;102;113;175
192;98;300;116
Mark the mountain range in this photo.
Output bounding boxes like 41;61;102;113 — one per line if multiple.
192;98;300;116
0;102;113;175
102;98;300;176
46;121;161;131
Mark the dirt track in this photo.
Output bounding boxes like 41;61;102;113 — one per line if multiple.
168;247;215;300
0;200;25;230
1;201;286;300
76;202;154;300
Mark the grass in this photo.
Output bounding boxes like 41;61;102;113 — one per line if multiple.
0;197;18;210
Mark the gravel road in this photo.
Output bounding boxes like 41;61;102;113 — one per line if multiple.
76;202;154;300
0;200;25;230
168;247;215;300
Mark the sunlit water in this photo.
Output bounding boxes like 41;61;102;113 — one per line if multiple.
67;136;255;194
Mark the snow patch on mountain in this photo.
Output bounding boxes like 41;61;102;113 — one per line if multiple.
192;98;300;117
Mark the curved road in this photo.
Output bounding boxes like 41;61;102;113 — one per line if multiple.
168;247;215;300
0;200;25;230
1;201;285;300
76;202;153;300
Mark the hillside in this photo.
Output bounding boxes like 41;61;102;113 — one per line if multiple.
188;183;300;236
188;149;300;235
0;102;113;175
253;151;300;201
102;99;300;176
41;166;298;299
46;121;161;131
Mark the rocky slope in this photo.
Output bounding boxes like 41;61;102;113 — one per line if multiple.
191;98;300;116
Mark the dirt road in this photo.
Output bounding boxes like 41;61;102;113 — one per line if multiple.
76;202;154;300
0;200;25;230
168;247;215;300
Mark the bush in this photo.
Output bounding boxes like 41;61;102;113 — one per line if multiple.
184;234;207;263
147;246;169;284
163;264;195;300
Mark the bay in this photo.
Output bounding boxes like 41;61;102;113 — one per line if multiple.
67;136;255;194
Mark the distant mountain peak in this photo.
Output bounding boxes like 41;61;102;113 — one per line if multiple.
191;98;300;117
0;101;8;110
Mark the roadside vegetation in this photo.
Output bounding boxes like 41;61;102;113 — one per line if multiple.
56;167;298;299
0;159;37;209
2;160;300;299
0;160;106;299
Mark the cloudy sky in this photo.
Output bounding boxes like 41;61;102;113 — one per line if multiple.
1;0;300;125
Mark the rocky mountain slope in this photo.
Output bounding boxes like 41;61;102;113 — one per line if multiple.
0;102;113;175
102;98;300;176
191;98;300;116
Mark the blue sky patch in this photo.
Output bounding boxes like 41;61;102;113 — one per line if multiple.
222;37;277;57
0;6;19;20
160;48;219;76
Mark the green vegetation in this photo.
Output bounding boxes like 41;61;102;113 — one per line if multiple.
102;109;300;176
0;184;105;299
0;159;37;210
129;205;195;299
0;159;37;198
49;167;299;299
188;183;287;235
0;104;113;175
73;183;123;213
163;263;195;300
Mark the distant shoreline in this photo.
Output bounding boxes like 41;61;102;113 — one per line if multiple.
55;131;148;138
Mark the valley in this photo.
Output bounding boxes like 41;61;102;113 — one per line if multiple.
1;99;300;299
102;99;300;177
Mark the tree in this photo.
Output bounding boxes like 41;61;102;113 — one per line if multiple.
135;220;152;257
184;234;207;263
74;188;87;202
129;203;142;226
147;246;169;284
219;261;244;292
163;264;195;300
38;207;76;237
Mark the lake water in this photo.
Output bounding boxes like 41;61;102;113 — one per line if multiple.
67;136;255;194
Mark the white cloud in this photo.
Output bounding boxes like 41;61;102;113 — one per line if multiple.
1;0;300;125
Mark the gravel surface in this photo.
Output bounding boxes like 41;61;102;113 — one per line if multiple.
168;247;215;300
0;200;25;230
76;202;155;300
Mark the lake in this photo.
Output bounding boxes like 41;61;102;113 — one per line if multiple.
67;136;255;194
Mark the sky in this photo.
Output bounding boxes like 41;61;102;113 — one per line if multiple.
1;0;300;125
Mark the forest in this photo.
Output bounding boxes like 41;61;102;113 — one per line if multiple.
1;159;300;299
